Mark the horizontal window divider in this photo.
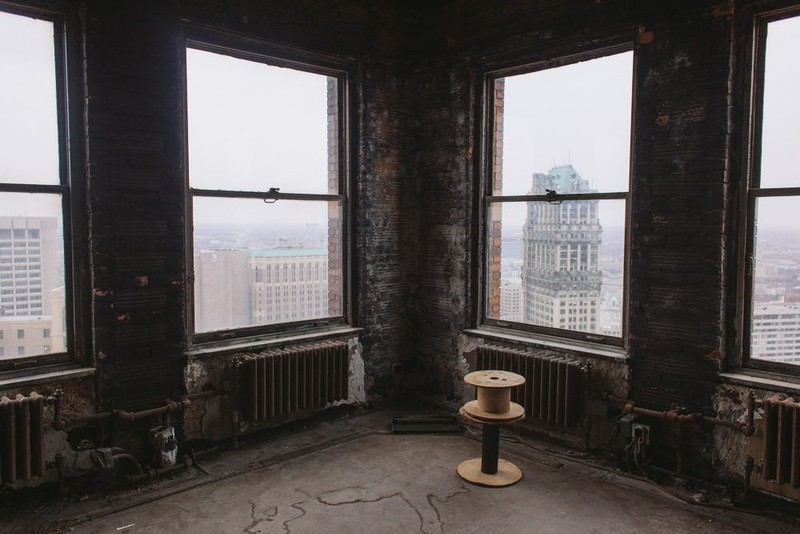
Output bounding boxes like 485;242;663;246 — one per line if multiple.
191;188;342;202
0;183;68;194
486;192;627;203
749;186;800;198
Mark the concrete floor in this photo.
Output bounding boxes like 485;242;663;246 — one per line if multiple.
4;410;797;533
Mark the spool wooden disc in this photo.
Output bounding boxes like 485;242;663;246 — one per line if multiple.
461;401;525;423
457;458;523;487
464;370;525;415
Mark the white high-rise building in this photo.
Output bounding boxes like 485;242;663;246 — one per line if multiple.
523;165;602;333
751;303;800;364
0;217;63;358
193;248;329;333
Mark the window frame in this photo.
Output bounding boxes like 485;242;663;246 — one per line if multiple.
737;5;800;375
182;32;353;346
478;44;635;348
0;2;86;373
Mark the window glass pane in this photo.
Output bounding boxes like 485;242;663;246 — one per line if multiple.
0;11;59;186
487;198;625;337
193;197;343;333
751;196;800;364
0;192;67;359
759;16;800;189
496;51;632;195
186;48;335;194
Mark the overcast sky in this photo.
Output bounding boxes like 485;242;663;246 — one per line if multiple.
1;10;797;232
187;48;332;227
500;51;632;230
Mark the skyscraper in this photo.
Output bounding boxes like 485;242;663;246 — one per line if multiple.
522;165;602;333
0;217;63;358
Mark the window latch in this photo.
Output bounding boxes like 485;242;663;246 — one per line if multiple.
264;187;280;204
545;189;562;204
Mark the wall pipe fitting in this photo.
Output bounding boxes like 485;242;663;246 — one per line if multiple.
60;389;217;428
606;392;755;436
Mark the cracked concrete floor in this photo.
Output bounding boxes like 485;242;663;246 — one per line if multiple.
61;431;787;534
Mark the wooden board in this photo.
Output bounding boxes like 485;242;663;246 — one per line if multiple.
457;458;523;487
464;370;525;388
461;401;525;423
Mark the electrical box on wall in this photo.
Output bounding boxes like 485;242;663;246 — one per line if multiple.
150;426;177;467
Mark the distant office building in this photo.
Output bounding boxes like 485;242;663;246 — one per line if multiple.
0;217;59;317
194;248;329;333
751;303;800;364
194;249;251;333
499;281;524;322
250;249;329;324
523;165;602;333
0;217;62;359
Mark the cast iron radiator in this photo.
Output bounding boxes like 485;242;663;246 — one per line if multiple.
0;392;46;484
762;395;800;487
475;344;585;427
240;341;349;422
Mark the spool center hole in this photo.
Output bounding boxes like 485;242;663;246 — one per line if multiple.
490;376;499;380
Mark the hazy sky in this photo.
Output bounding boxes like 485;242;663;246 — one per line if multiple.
499;51;632;230
1;9;797;232
187;48;332;227
0;11;60;220
757;15;800;230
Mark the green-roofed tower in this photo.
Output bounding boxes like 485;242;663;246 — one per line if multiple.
523;165;603;333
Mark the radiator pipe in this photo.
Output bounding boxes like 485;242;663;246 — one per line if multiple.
231;410;240;448
49;389;64;430
115;399;190;423
63;389;217;427
742;456;754;503
55;452;65;500
125;456;193;484
606;395;753;435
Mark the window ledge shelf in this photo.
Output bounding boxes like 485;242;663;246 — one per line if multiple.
719;371;800;395
463;327;628;362
187;326;363;359
0;364;95;391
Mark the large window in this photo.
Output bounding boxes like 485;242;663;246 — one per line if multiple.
745;11;800;368
0;7;75;367
185;43;347;342
483;49;633;345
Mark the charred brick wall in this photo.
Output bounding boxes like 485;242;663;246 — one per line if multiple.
81;0;413;413
0;0;413;460
408;0;735;470
84;0;187;414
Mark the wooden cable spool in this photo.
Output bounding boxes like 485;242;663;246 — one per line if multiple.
461;370;525;422
457;369;526;487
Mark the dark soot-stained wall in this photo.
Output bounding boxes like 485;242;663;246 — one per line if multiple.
1;0;798;499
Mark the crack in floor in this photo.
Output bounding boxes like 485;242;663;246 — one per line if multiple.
243;500;278;534
426;482;472;532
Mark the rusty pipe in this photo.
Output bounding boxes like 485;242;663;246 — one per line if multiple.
745;390;756;437
125;456;193;484
115;398;191;422
608;396;701;424
49;389;64;430
64;390;218;427
607;395;754;435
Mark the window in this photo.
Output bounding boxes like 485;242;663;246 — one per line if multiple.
483;49;633;345
0;7;78;366
744;11;800;369
186;41;348;342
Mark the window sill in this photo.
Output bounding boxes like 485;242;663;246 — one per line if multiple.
187;326;363;359
0;363;95;391
719;370;800;395
463;327;628;362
